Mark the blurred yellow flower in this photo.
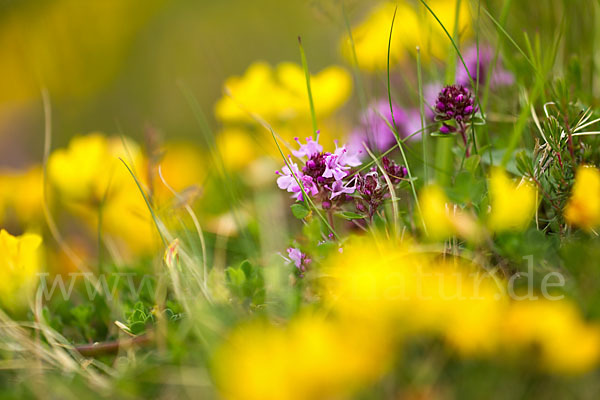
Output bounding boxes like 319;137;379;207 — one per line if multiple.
12;167;45;223
48;133;144;203
564;166;600;231
215;128;257;171
503;300;600;374
419;184;479;241
487;168;537;232
324;237;421;324
101;189;157;258
154;142;206;204
0;176;7;224
214;61;352;125
48;133;159;258
0;166;44;227
323;235;600;374
342;0;471;71
0;229;42;311
213;313;390;400
323;237;503;348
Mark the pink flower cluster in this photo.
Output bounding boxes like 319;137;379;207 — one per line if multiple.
276;135;361;202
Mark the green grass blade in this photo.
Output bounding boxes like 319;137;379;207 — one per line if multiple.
444;0;462;85
119;158;167;247
386;6;427;234
387;5;398;130
416;47;429;183
179;83;253;253
342;1;371;141
298;36;318;139
482;7;539;74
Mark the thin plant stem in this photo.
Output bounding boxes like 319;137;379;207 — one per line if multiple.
416;47;428;183
387;6;427;233
298;36;318;139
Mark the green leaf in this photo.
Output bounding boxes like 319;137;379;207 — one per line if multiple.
338;211;365;220
291;203;310;219
225;260;265;306
464;155;481;174
239;260;253;278
129;321;146;335
447;171;486;204
515;150;533;176
225;267;246;287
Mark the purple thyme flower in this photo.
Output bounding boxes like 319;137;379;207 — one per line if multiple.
354;158;407;218
382;156;407;184
323;153;349;181
303;152;327;182
299;175;319;199
322;143;361;182
292;136;323;158
276;159;302;192
328;176;358;199
287;247;311;277
434;84;478;134
276;159;317;201
276;135;361;206
334;141;362;168
348;101;422;155
456;45;514;89
359;171;380;196
355;171;383;218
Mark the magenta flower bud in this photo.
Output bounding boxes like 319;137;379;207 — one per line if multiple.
322;200;332;209
440;124;452;134
434;84;476;124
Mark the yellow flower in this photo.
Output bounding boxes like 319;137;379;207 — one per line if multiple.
419;184;479;241
323;236;600;373
49;133;160;257
215;128;257;171
154;142;206;204
0;176;7;224
101;189;158;257
12;167;45;224
214;61;352;125
503;300;600;374
213;313;391;400
0;166;44;227
487;168;537;232
48;133;144;203
323;236;506;357
342;0;471;71
0;229;42;311
564;166;600;231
